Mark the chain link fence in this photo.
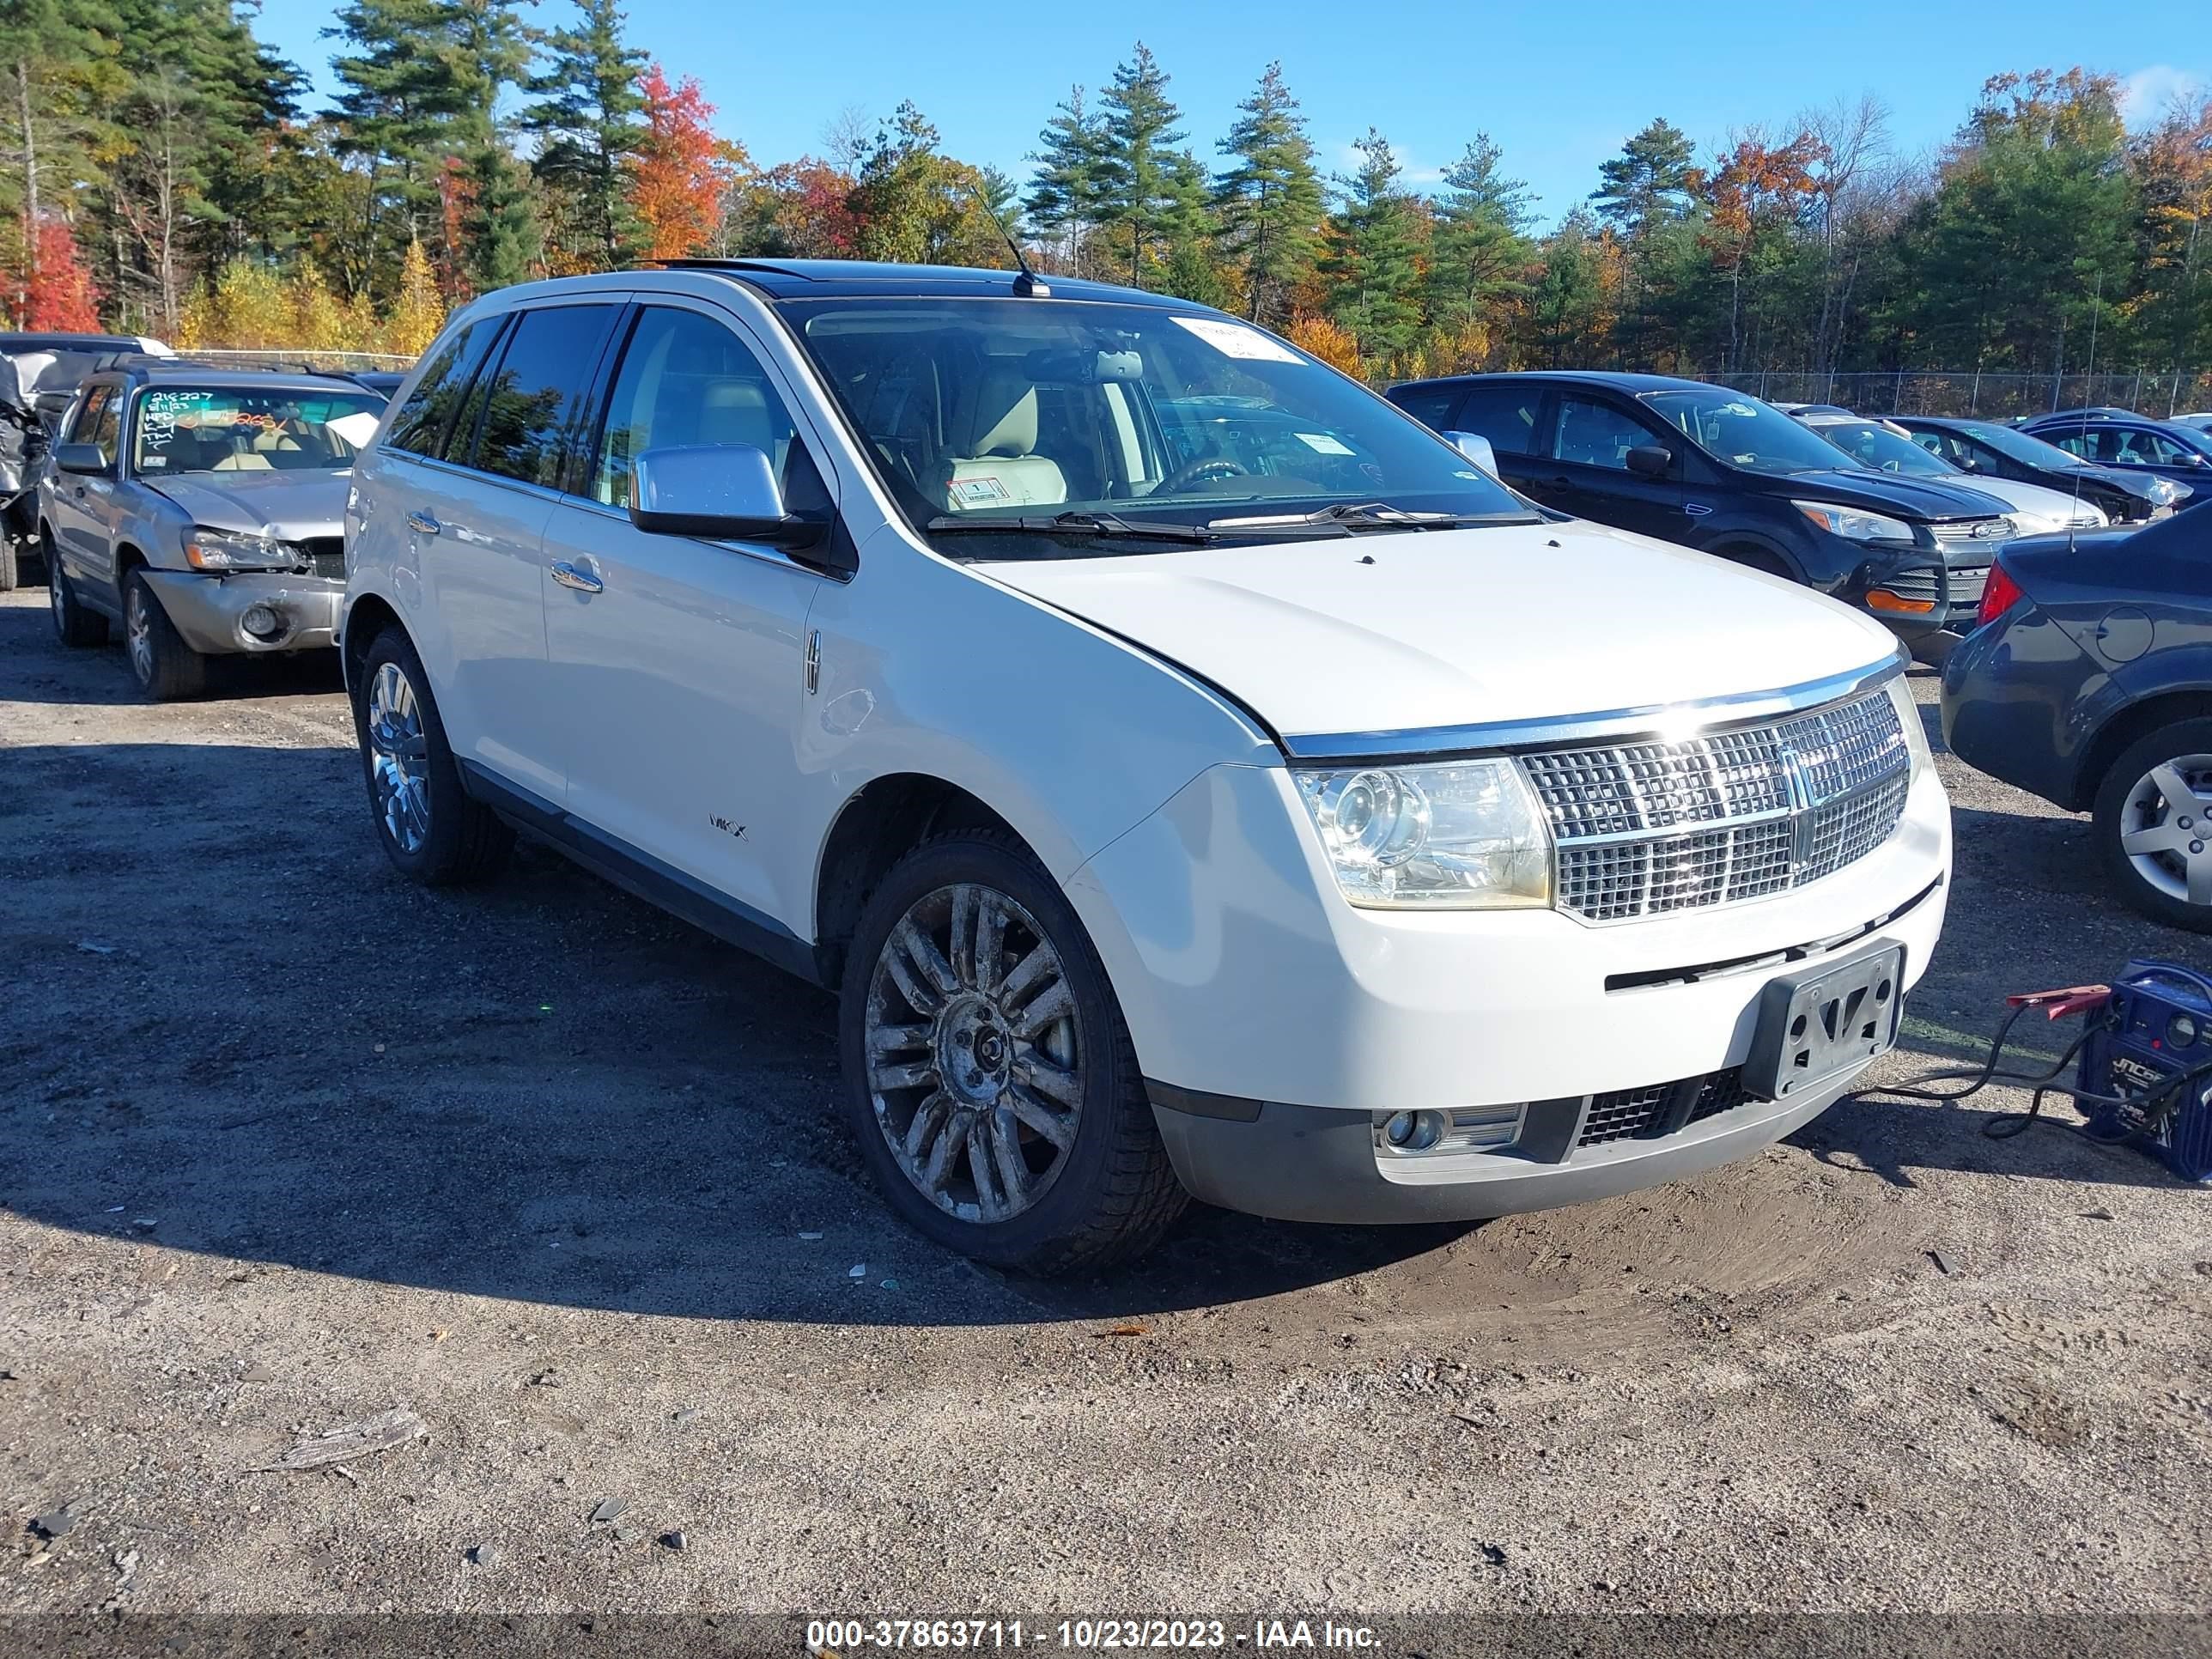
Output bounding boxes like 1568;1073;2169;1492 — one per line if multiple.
1696;368;2212;422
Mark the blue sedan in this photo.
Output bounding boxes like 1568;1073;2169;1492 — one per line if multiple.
1943;506;2212;929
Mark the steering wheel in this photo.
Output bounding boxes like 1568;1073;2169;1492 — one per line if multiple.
1158;452;1252;495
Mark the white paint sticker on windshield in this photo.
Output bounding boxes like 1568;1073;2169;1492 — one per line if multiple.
1169;315;1303;363
1293;431;1354;456
327;411;382;449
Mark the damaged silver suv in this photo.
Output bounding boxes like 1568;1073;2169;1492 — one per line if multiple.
41;363;386;697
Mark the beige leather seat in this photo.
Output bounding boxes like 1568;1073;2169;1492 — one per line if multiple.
937;369;1066;511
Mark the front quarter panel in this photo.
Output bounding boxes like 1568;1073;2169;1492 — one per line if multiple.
793;523;1279;927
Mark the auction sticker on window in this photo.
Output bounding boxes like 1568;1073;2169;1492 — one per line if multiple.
1293;431;1355;456
1169;315;1303;363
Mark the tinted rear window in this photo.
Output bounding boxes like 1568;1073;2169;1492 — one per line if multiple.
465;306;620;489
1389;385;1463;432
1454;384;1544;456
384;319;496;458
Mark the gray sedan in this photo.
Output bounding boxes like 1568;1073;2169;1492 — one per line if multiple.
1942;506;2212;929
40;366;386;697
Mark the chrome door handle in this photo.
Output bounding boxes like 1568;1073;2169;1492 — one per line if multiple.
406;510;441;535
550;561;604;595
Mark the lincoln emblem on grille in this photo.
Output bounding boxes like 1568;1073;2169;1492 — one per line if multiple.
1778;743;1817;863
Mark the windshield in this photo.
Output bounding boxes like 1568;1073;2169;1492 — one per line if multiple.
132;386;386;476
1808;418;1951;477
1954;421;2088;470
775;297;1532;556
1640;388;1858;477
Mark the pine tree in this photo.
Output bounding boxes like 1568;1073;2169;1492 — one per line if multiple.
0;0;126;321
1093;41;1183;287
1319;129;1424;362
1024;85;1106;276
1158;149;1231;309
1212;63;1322;326
521;0;647;270
1590;118;1701;364
1428;134;1534;343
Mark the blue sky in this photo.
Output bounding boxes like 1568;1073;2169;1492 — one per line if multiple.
257;0;2210;229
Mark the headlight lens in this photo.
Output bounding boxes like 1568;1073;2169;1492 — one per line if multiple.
1793;501;1915;544
1293;759;1552;908
2147;478;2180;505
185;527;292;570
1887;677;1933;776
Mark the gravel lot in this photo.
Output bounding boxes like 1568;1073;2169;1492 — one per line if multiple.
3;585;2210;1631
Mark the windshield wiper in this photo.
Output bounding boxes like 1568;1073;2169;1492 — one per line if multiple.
1208;500;1537;533
924;510;1223;544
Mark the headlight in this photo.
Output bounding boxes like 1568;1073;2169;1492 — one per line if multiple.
1887;677;1933;776
2147;477;2188;506
1292;759;1552;908
185;527;292;570
1793;501;1915;544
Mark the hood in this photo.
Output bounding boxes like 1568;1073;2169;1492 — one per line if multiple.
145;467;349;539
1767;467;2014;522
979;519;1899;742
1931;471;2104;531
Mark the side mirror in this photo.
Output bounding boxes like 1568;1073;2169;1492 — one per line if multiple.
54;441;110;475
628;444;827;550
1625;444;1674;479
1440;430;1498;476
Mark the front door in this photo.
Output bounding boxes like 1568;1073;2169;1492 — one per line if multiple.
1533;392;1686;544
47;384;124;587
538;300;831;930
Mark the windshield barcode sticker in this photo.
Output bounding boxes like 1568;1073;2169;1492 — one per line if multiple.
1170;315;1303;363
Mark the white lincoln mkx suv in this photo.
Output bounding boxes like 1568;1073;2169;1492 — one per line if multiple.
339;259;1951;1273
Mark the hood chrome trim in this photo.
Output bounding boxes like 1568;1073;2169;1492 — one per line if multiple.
1280;648;1908;764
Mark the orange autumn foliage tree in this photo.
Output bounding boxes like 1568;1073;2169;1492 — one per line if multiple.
25;219;101;332
632;64;727;258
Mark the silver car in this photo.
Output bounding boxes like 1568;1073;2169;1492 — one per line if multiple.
40;365;386;697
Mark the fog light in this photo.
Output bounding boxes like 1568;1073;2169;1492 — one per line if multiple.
1375;1103;1526;1156
240;604;282;639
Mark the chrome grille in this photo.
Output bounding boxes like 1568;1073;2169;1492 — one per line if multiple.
1932;519;2015;545
1526;685;1911;923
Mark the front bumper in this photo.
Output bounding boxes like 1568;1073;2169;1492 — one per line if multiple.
1065;759;1950;1222
139;569;343;655
1151;1059;1863;1224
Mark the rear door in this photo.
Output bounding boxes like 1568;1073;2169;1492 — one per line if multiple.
391;301;623;801
1534;390;1686;543
1448;381;1548;495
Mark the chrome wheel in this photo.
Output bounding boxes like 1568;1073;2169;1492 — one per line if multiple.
2118;753;2212;907
864;882;1083;1224
366;661;432;854
125;581;154;684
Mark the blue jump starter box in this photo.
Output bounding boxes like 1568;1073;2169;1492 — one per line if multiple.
2076;960;2212;1184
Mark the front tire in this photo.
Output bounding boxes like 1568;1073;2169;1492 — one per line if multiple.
0;534;17;592
49;538;107;647
838;830;1187;1273
2094;719;2212;933
350;625;512;885
124;570;207;699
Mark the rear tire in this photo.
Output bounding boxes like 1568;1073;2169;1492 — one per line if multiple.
49;538;107;647
837;830;1187;1273
2093;719;2212;933
350;624;512;885
124;570;207;699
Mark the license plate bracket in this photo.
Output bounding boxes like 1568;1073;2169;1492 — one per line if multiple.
1745;941;1905;1101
